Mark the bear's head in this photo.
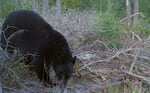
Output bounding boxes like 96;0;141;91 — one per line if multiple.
53;56;76;88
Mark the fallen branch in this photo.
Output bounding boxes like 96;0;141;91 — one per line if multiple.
3;87;19;92
120;12;144;23
79;48;139;71
127;54;150;61
90;40;111;51
123;71;150;84
129;48;140;72
89;80;125;90
79;59;110;71
131;32;142;41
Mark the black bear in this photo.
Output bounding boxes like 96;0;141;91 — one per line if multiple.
0;10;76;88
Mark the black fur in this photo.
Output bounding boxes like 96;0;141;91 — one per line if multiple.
0;10;76;87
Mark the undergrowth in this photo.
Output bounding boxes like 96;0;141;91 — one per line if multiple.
95;1;150;49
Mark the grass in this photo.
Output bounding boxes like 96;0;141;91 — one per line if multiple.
108;80;150;93
94;1;126;49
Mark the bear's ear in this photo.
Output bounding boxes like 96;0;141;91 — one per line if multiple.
72;56;77;65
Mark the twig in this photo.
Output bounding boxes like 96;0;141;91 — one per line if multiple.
1;26;19;59
1;26;28;59
126;54;150;61
129;48;140;72
131;32;142;41
78;60;95;74
89;80;125;89
120;12;144;23
91;40;111;51
79;59;110;71
3;87;19;92
6;29;28;52
79;48;138;71
123;71;150;84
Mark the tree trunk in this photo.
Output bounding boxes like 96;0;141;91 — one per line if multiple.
133;0;139;24
56;0;62;32
33;0;39;12
126;0;132;30
42;0;49;15
56;0;61;18
14;0;18;9
0;1;2;17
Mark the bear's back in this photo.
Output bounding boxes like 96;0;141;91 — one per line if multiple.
1;10;54;52
2;10;52;32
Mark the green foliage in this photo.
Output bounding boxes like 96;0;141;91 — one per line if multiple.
94;0;150;48
78;0;125;17
9;56;29;75
108;84;123;93
107;40;123;49
131;17;150;36
140;0;150;20
1;0;150;19
96;12;122;38
112;0;126;18
1;0;16;18
48;0;126;15
62;0;84;9
95;0;124;48
90;0;108;11
108;82;150;93
1;0;32;18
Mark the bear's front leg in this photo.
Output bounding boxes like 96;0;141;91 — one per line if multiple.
32;56;53;87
